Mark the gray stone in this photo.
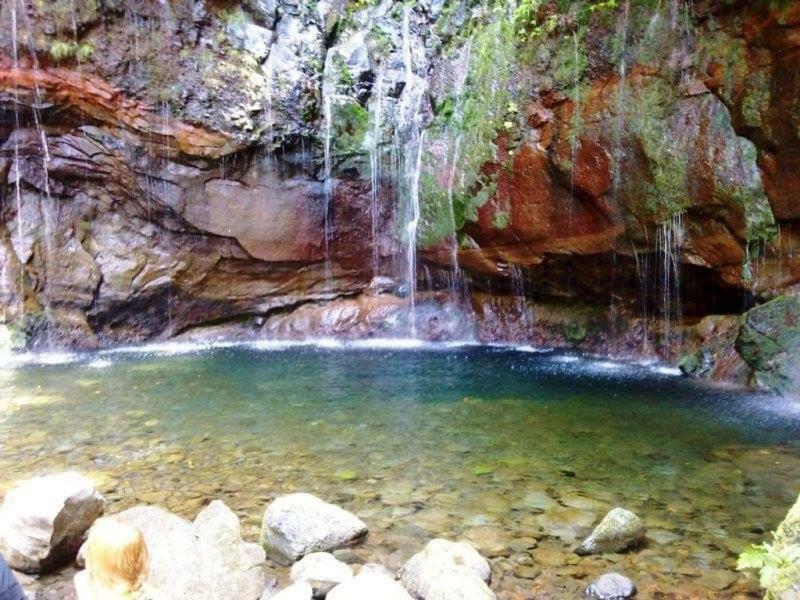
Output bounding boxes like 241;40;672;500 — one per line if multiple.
576;508;645;555
110;501;266;600
290;552;353;597
0;472;105;573
399;539;493;599
260;493;368;563
585;573;637;600
327;570;413;600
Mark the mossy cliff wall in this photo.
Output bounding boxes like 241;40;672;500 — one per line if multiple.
0;0;798;389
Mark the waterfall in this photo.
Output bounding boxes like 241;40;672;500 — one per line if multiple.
609;0;630;350
657;212;685;358
368;68;384;277
443;40;472;310
9;2;25;323
14;0;58;343
396;4;427;337
322;90;335;293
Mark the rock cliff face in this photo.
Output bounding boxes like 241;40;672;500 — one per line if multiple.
0;0;798;388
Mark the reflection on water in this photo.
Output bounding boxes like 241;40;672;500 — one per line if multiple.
1;345;798;597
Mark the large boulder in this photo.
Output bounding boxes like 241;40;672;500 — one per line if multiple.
111;500;266;599
290;552;353;597
736;295;800;394
260;493;368;563
398;539;493;600
0;472;105;573
327;569;413;600
576;508;646;556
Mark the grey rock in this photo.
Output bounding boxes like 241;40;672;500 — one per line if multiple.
0;472;105;573
228;19;274;62
290;552;353;597
260;493;368;563
399;539;493;600
585;573;637;600
576;508;645;555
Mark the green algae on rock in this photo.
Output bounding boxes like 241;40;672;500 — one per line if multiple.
736;295;800;393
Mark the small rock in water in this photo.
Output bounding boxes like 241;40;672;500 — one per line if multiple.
0;472;105;573
290;552;353;597
260;493;368;563
576;508;645;555
399;539;494;599
585;573;637;599
334;470;359;482
327;569;413;600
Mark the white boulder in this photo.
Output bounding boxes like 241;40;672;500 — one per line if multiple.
260;493;368;562
109;500;266;600
399;539;493;600
290;552;352;597
0;472;105;573
327;570;413;600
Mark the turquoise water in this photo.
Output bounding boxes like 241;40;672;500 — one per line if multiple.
1;344;798;597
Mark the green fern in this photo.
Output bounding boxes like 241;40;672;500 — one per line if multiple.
738;542;800;599
737;543;769;570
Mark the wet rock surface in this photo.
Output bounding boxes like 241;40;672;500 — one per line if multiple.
0;0;796;390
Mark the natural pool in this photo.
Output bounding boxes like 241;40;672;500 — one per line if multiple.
1;342;799;598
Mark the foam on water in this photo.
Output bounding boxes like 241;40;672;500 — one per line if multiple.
0;337;685;379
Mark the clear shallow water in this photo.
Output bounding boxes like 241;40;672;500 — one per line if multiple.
1;345;799;597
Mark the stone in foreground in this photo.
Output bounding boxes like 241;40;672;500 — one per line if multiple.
290;552;353;597
399;539;493;599
113;500;266;599
327;569;413;600
271;582;314;600
0;472;105;573
260;493;368;563
576;508;645;555
585;572;637;599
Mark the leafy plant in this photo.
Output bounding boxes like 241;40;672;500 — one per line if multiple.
48;40;94;62
737;543;800;599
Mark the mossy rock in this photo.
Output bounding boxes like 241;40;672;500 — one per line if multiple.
563;322;588;344
735;295;800;393
0;323;27;354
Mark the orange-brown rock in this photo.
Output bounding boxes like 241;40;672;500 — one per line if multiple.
0;61;239;158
